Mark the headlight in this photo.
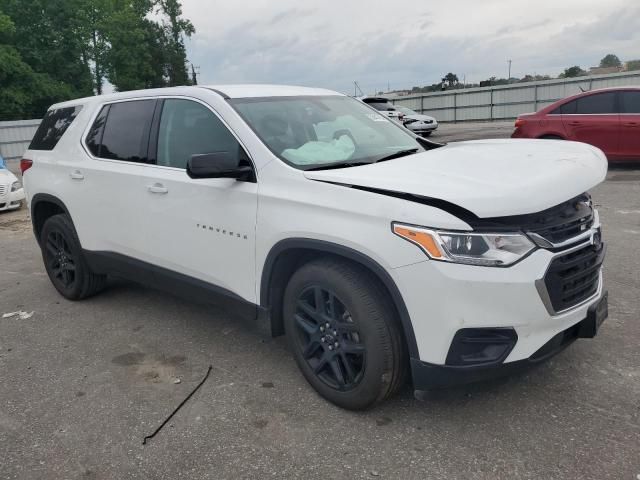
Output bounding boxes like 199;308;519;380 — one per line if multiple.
11;181;22;192
393;223;535;267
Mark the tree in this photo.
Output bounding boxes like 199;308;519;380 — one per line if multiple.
559;66;586;78
157;0;195;86
0;10;72;120
518;74;551;83
626;59;640;71
599;54;621;68
0;0;196;116
0;0;93;97
441;72;459;88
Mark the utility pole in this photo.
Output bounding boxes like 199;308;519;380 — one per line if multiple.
353;81;364;97
508;59;512;83
190;63;200;85
387;81;390;92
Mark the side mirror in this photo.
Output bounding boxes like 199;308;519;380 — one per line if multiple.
186;152;253;180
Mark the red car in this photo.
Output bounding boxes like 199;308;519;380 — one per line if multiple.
512;87;640;162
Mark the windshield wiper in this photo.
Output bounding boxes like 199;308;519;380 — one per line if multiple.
370;148;420;163
304;161;374;171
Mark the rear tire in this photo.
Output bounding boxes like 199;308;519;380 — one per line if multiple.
40;214;106;300
283;258;406;410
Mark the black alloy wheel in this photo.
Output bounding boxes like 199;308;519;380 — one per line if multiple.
40;214;106;300
293;286;366;390
44;229;77;290
283;258;406;410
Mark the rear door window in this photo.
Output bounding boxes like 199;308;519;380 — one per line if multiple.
29;106;82;150
575;93;617;114
94;100;156;162
621;91;640;114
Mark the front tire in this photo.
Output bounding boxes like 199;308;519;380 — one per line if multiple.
40;214;106;300
283;258;406;410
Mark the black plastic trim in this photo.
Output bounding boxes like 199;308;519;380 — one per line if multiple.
30;193;72;246
445;327;518;366
260;238;420;358
83;250;269;327
412;316;588;390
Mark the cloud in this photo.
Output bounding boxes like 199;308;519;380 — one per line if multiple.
182;0;639;94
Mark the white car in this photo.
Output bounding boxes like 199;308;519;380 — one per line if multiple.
396;106;438;136
359;97;404;124
22;85;608;410
0;155;25;212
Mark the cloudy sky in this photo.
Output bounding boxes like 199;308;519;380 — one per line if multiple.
182;0;640;94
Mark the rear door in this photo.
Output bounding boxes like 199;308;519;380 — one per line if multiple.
138;98;258;302
72;98;157;257
619;90;640;160
561;92;620;157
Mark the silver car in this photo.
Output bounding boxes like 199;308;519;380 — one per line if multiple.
397;106;438;136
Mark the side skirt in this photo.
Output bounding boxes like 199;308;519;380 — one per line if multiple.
83;250;272;336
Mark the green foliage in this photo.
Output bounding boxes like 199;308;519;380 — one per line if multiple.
626;59;640;71
0;0;195;119
599;54;621;68
157;0;195;87
441;72;459;88
559;66;586;78
0;10;73;120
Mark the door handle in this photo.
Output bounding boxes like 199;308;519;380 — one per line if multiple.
69;170;84;180
568;121;582;126
623;122;638;127
147;183;168;194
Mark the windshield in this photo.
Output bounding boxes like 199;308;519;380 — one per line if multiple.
231;96;421;169
397;106;417;115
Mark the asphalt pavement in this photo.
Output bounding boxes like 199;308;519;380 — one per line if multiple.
1;123;639;479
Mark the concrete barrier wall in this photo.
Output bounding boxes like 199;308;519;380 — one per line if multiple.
390;71;640;123
0;120;41;168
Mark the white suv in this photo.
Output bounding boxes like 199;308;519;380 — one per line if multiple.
22;85;609;410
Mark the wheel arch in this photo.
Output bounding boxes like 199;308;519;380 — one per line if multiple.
260;238;419;359
31;193;72;246
538;133;566;140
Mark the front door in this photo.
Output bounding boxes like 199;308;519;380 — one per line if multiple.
138;98;258;303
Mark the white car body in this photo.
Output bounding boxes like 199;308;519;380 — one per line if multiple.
22;85;608;407
0;167;25;212
396;106;438;136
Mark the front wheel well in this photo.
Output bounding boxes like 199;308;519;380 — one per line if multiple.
261;240;419;359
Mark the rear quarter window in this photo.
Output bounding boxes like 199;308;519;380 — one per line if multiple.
29;106;83;150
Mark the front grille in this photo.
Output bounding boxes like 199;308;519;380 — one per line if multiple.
544;242;605;312
475;193;594;246
0;184;7;196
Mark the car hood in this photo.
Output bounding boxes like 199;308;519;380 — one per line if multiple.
0;169;17;183
303;139;608;218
